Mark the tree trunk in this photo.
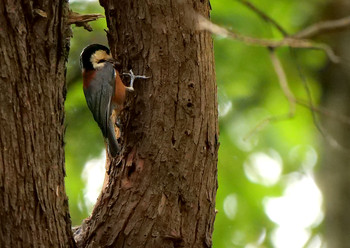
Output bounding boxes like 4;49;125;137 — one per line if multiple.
75;0;219;247
0;0;74;247
318;1;350;247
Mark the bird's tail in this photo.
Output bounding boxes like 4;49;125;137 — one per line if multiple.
107;120;120;157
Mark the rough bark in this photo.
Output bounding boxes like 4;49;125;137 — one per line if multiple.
75;0;219;247
0;0;74;247
318;1;350;247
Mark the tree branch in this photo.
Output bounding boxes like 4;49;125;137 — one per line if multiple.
236;0;288;36
68;10;104;32
294;16;350;39
197;15;340;63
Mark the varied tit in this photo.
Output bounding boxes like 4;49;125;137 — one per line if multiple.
80;44;148;157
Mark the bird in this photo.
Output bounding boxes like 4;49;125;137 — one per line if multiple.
80;44;148;158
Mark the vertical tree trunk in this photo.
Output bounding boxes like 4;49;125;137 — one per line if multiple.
76;0;219;247
318;1;350;247
0;1;74;247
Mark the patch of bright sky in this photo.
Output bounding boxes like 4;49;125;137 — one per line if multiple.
244;149;282;186
306;235;323;248
238;146;323;247
264;173;323;248
271;226;310;248
81;151;105;212
265;173;323;227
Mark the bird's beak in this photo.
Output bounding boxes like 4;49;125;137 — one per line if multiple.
107;58;120;66
109;58;122;70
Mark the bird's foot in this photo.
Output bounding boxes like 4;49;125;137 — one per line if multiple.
122;69;149;90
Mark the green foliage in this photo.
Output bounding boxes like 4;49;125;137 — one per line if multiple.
211;0;326;247
66;0;327;246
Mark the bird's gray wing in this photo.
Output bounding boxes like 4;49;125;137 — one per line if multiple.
83;63;115;138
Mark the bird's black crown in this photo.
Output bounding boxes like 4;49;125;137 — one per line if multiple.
80;44;110;70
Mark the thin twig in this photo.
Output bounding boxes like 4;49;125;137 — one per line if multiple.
296;98;350;126
243;114;294;141
237;0;350;40
269;50;296;115
294;16;350;39
236;0;288;36
244;96;350;141
244;50;296;140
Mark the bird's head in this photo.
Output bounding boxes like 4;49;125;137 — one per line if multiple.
80;44;115;71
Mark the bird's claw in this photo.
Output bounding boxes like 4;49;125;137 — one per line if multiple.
122;69;150;90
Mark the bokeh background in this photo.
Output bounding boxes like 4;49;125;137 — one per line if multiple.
66;0;347;247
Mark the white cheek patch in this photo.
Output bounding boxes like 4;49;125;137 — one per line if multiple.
90;50;113;69
93;63;106;69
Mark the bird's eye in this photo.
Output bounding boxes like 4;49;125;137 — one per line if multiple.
98;59;106;64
